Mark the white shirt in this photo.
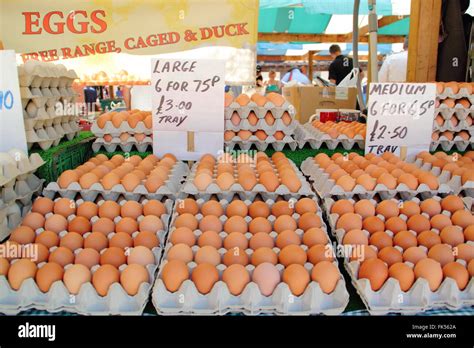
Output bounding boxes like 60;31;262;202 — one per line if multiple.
378;51;408;82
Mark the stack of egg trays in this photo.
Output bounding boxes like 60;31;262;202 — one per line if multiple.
323;196;474;315
224;99;298;151
0;151;45;240
91;120;152;153
180;158;314;201
0;198;173;315
18;62;80;151
294;122;364;151
43;161;189;202
300;157;453;200
432;89;474;152
411;157;473;197
152;197;350;315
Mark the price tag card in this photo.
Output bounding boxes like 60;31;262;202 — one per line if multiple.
365;83;436;160
151;58;225;160
0;50;28;154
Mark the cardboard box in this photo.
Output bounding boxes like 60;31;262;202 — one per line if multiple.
282;86;357;124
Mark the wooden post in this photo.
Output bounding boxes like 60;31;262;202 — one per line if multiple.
308;50;315;82
108;85;115;99
407;0;442;82
0;40;4;50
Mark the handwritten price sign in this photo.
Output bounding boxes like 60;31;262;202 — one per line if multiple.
365;83;436;160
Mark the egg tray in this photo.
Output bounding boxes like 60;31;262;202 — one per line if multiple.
436;88;474;101
0;201;24;241
412;158;474;197
1;173;44;206
224;136;298;152
152;198;350;315
0;151;45;187
300;157;453;200
18;63;78;88
224;119;297;135
43;161;189;202
324;196;474;314
91;137;153;153
180;158;313;201
435;105;473;121
91;121;152;137
24;113;78;131
430;139;473;153
225;100;296;120
294;123;365;151
0;198;174;315
22;87;76;110
26;123;81;151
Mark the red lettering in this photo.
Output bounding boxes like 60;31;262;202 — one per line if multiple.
22;12;42;34
90;10;107;33
61;47;74;59
43;11;65;34
67;11;89;34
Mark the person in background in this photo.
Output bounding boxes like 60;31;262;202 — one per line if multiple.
116;86;123;98
281;66;311;85
379;37;409;82
255;75;266;95
265;70;282;93
84;86;98;113
328;44;354;85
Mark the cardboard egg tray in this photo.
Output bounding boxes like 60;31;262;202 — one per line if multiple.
225;100;296;120
294;123;364;151
26;122;81;151
43;161;189;201
432;118;473;133
412;158;474;197
300;157;453;200
324;196;474;314
0;151;44;186
225;120;296;135
436;88;474;101
0;198;173;315
430;137;473;153
180;158;314;201
0;201;23;241
152;198;350;315
18;62;78;89
224;136;298;152
435;105;473;121
91;121;152;137
92;137;153;153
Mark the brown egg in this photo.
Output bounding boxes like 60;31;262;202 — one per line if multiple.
167;243;193;263
307;244;335;264
420;199;442;217
248;201;270;218
84;232;109;251
428;244;454;267
226;200;248;217
35;230;59;249
440;225;464;247
98;201;121;220
407;215;431;234
10;226;36;245
68;216;91;236
127;246;155;266
378;246;403;266
201;201;224;217
282;264;310;296
311;261;340;294
199;215;223;233
161;260;189;292
393;231;418;250
273;215;296;233
194;173;213;191
0;258;9;276
343;229;369;246
44;214;68;234
443;262;469;290
414;258;443;291
302;228;328;247
456;243;474;263
376;200;399;219
468;259;474;277
54;198;77;217
58;170;79;188
36;262;64;293
336;213;362;231
295;198;318;215
384;216;407;234
331;200;354;215
79;173;100;189
356;174;376;190
110;232;134;249
389;262;415;291
191;263;219;294
120;201;142;219
60;232;84;251
143;200;166;217
139;215;164;233
170;227;196;247
279;245;307;266
276;230;301;249
451;210;474;229
247;217;271;235
7;259;37;290
92;264;120;296
251;247;278;266
31;197;54;215
63;264;91;294
99;247;126;268
397;173;419;190
92;217;115;236
75;248;100;269
49;247;74;267
403;246;427;265
354;200;375;219
362;216;385;235
400;201;421;217
430;214;452;231
441;195;465;213
417;230;441;249
77;202;98;220
101;172;121;190
224;216;247;234
223;247;248;266
358;258;388;291
370;231;393;250
222;264;250;295
248;232;273;250
196;230;221;249
417;172;439;190
298;213;322;231
351;245;378;262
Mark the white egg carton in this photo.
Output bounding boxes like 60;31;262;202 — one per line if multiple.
91;137;153;153
430;138;473;152
300;157;453;200
24;113;77;130
436;88;474;101
225;100;296;120
432;117;473;133
26;122;80;151
181;158;313;201
435;105;473;121
1;173;44;206
91;121;152;137
224;136;298;152
294;123;365;151
152;198;349;315
0;150;45;186
0;197;173;315
18;61;78;88
43;161;189;201
0;201;23;241
345;259;474;315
